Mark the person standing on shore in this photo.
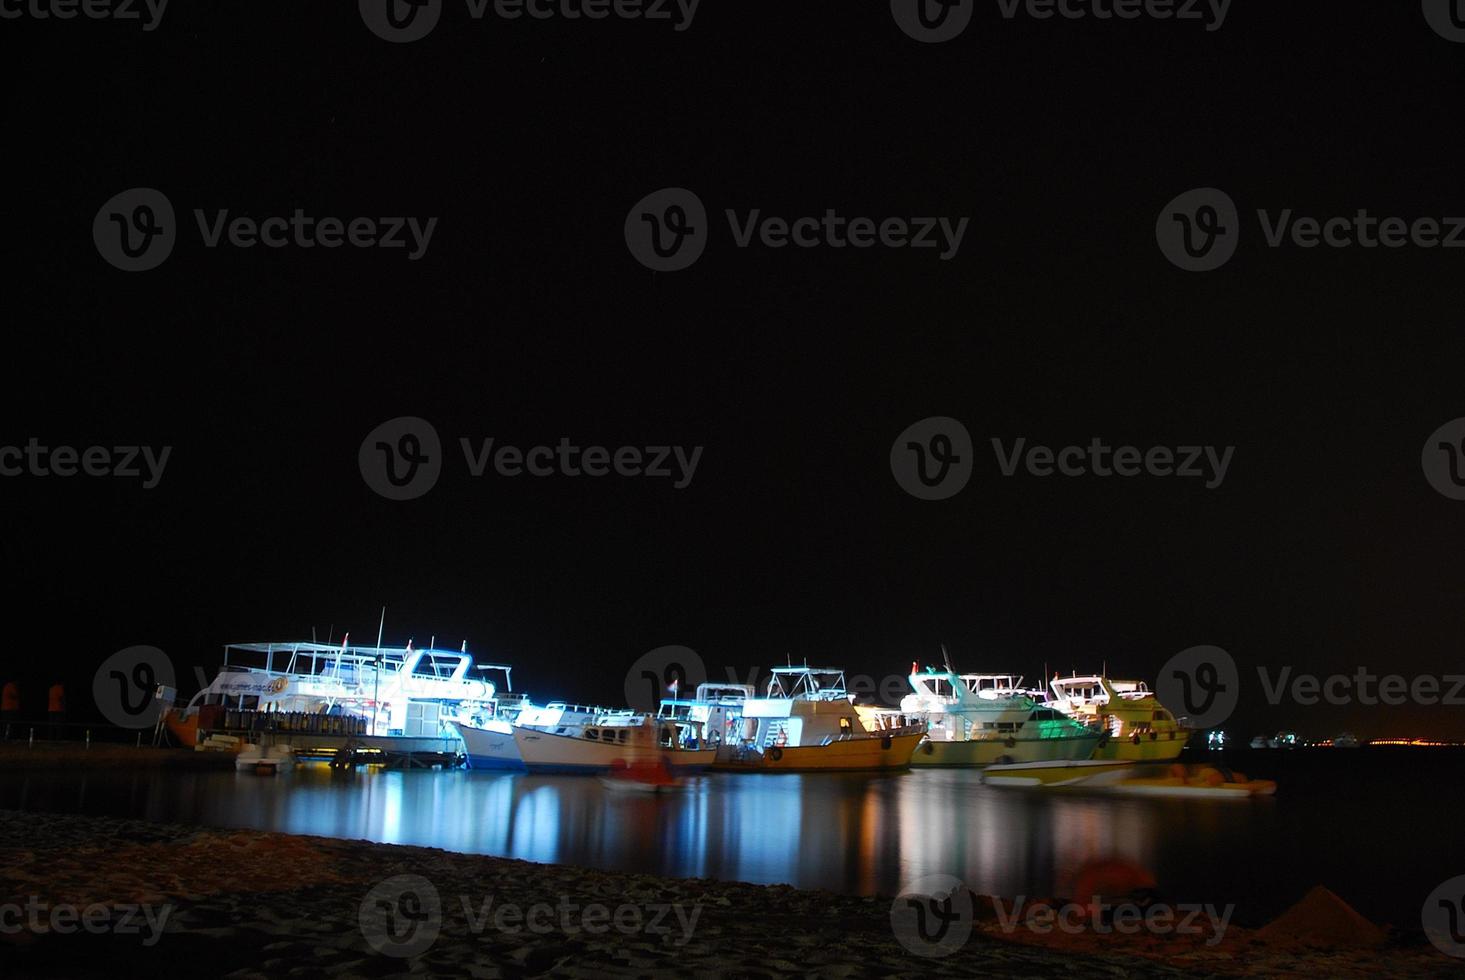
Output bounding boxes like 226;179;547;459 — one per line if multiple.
48;682;65;740
1;681;18;740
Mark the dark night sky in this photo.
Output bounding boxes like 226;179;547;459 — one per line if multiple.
5;2;1465;739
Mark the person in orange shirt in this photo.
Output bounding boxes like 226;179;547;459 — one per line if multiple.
1;681;18;739
47;682;65;740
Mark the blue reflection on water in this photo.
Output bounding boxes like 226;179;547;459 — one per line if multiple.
6;756;1460;927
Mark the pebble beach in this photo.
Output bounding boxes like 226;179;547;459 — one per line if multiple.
0;808;1454;978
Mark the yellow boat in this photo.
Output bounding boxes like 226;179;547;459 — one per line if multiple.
1046;674;1191;762
707;667;927;772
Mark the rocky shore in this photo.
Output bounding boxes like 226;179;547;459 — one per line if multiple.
0;809;1451;978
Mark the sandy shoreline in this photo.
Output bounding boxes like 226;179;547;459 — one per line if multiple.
0;808;1451;978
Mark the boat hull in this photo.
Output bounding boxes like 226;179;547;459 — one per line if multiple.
981;759;1134;787
512;726;716;775
454;721;526;771
1093;733;1189;762
712;731;925;772
910;732;1101;768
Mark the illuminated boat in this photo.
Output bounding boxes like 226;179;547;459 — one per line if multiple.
1045;674;1190;762
981;758;1133;787
511;713;716;774
454;701;637;771
895;666;1102;767
710;667;926;772
161;639;522;758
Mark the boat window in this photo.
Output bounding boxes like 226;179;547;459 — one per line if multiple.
585;729;599;740
617;731;629;744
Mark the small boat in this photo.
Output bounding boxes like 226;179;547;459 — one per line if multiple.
1249;734;1270;749
1091;763;1277;799
893;664;1103;767
981;759;1133;787
710;666;927;772
598;758;684;794
1332;732;1360;749
235;744;294;775
512;713;715;775
1045;674;1190;762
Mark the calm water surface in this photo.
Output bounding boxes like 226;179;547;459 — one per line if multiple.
4;749;1459;927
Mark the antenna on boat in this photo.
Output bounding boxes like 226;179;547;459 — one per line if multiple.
430;635;435;651
376;606;387;653
941;643;955;673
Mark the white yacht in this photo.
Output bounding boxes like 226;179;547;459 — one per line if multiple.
1045;674;1190;762
454;701;636;771
511;712;716;774
897;667;1102;767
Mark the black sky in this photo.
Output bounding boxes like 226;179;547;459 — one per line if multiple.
5;2;1465;739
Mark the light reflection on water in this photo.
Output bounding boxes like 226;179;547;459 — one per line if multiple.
4;764;1293;917
10;753;1459;926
